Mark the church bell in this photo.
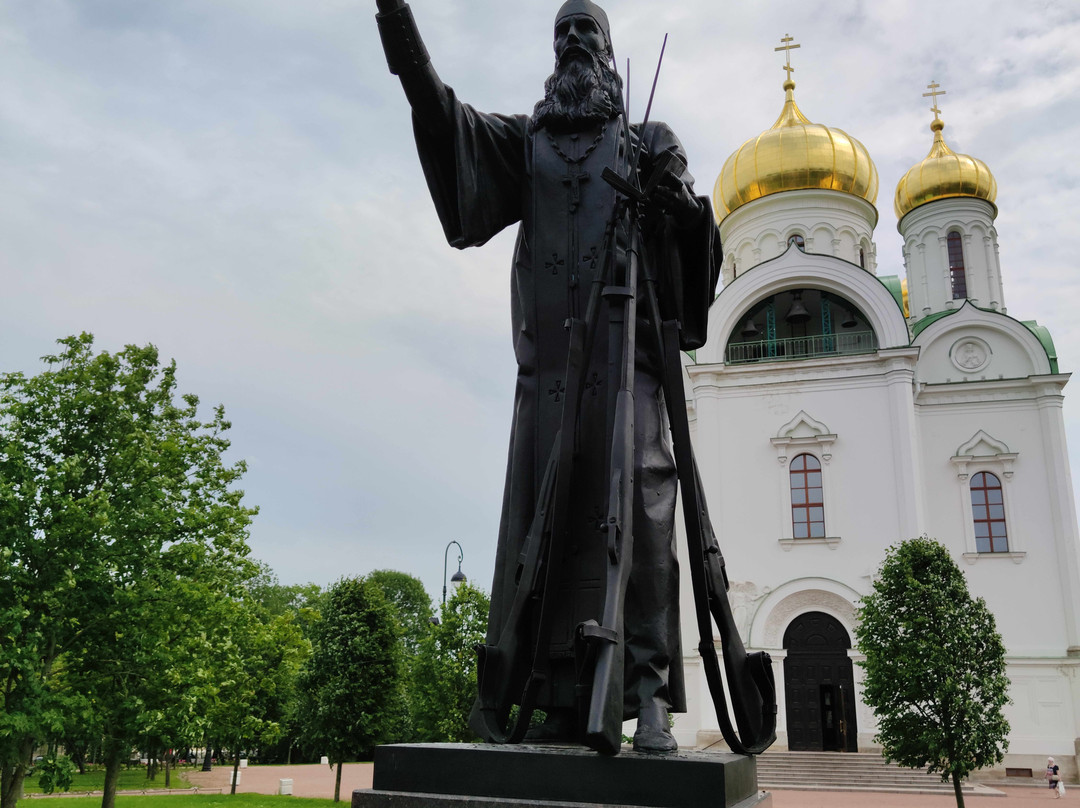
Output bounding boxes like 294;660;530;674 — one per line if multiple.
785;291;811;325
840;309;858;328
741;317;761;339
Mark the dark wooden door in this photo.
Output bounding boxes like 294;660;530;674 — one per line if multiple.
783;612;858;752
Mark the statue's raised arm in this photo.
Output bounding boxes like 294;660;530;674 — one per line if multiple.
374;0;453;136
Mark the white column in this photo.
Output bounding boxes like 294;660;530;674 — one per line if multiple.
772;649;789;748
983;235;999;310
939;236;954;309
994;238;1006;313
917;243;931;315
884;353;925;537
1036;382;1080;652
963;232;978;305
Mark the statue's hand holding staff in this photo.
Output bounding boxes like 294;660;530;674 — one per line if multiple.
650;175;705;228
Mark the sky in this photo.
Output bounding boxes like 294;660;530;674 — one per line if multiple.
1;0;1078;606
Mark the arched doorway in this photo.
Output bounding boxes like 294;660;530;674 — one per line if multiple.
783;611;858;752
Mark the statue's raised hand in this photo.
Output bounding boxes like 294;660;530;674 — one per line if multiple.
375;0;405;14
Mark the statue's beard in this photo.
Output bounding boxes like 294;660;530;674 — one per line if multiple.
530;48;623;134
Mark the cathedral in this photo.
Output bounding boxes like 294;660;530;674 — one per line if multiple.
673;41;1080;779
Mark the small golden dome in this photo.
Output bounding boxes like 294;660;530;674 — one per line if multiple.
713;80;879;221
894;118;997;219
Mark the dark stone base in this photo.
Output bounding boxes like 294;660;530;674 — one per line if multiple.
352;743;771;808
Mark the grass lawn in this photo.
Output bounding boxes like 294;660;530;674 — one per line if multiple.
19;796;335;808
22;767;194;795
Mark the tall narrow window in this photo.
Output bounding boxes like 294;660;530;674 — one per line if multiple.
790;454;825;538
948;231;967;299
971;471;1008;552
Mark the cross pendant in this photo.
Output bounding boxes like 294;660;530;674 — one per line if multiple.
562;166;590;213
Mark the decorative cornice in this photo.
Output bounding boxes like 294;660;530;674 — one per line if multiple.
689;348;920;396
955;429;1011;457
915;374;1070;407
772;410;837;466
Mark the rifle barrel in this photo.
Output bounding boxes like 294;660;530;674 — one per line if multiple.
630;33;668;177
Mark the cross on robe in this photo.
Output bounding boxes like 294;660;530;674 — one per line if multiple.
545;252;565;275
562;165;590;213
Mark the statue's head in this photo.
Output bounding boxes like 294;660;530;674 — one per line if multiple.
532;0;621;133
553;0;612;64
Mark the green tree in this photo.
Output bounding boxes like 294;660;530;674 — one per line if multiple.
410;583;488;743
247;561;325;638
237;564;321;764
855;538;1011;808
0;334;257;808
367;570;432;741
209;595;308;794
367;570;432;656
297;577;402;802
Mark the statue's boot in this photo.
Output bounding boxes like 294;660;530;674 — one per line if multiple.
524;707;579;742
632;700;677;753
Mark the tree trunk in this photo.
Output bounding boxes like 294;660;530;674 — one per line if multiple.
230;749;241;796
334;762;343;803
101;746;124;808
164;752;171;788
201;736;213;772
0;736;35;808
951;770;965;808
72;746;87;775
0;763;23;808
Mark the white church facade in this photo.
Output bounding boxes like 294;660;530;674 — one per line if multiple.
673;62;1080;779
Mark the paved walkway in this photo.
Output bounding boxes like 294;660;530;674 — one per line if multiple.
185;764;373;799
187;762;1072;806
769;785;1072;807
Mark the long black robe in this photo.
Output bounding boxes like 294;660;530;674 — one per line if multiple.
413;87;721;718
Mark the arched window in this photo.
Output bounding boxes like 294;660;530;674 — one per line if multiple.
947;231;967;299
790;454;825;538
788;234;805;251
859;246;866;269
971;471;1008;552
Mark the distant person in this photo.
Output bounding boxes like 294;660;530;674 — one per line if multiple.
1047;757;1062;798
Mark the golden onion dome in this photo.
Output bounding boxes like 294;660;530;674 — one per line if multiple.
894;117;997;219
713;79;879;221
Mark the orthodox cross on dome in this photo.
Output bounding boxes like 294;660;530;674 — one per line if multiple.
923;81;947;122
774;34;800;80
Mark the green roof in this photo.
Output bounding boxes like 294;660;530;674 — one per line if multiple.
910;309;955;338
1021;321;1059;373
879;276;905;314
909;304;1060;373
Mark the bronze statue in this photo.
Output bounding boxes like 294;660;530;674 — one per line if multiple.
374;0;724;754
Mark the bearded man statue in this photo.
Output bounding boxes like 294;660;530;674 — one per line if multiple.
375;0;721;753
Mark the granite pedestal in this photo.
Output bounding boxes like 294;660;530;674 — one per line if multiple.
352;743;771;808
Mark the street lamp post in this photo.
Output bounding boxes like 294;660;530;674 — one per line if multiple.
443;540;466;604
